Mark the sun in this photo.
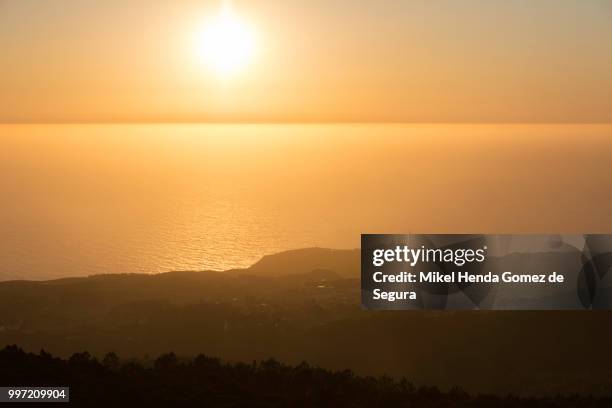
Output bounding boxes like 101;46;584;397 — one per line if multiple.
195;3;256;77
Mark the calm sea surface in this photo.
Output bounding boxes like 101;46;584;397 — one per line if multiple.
1;124;612;280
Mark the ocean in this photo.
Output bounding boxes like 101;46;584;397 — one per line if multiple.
1;123;611;280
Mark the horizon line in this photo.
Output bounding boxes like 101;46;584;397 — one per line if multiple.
2;120;612;126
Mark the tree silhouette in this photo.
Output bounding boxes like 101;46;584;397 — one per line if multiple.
0;345;610;407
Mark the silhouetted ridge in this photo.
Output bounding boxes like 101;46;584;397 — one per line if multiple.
2;249;612;396
245;248;360;278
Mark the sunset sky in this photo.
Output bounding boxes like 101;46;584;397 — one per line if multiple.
1;0;611;123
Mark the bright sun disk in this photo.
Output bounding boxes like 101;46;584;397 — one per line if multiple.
195;4;256;77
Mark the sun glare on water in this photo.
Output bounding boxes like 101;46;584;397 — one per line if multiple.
195;2;257;77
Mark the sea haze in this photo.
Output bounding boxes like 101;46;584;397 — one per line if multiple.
1;123;612;280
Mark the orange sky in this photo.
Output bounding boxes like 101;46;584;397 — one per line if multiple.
1;0;611;123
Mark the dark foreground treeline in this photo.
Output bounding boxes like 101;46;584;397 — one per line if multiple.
0;346;609;408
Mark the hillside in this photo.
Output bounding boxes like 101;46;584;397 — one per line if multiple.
1;248;612;396
244;248;360;278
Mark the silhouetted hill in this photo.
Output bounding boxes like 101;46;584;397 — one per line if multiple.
1;249;612;396
243;248;360;278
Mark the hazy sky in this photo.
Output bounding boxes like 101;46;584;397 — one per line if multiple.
1;0;611;123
